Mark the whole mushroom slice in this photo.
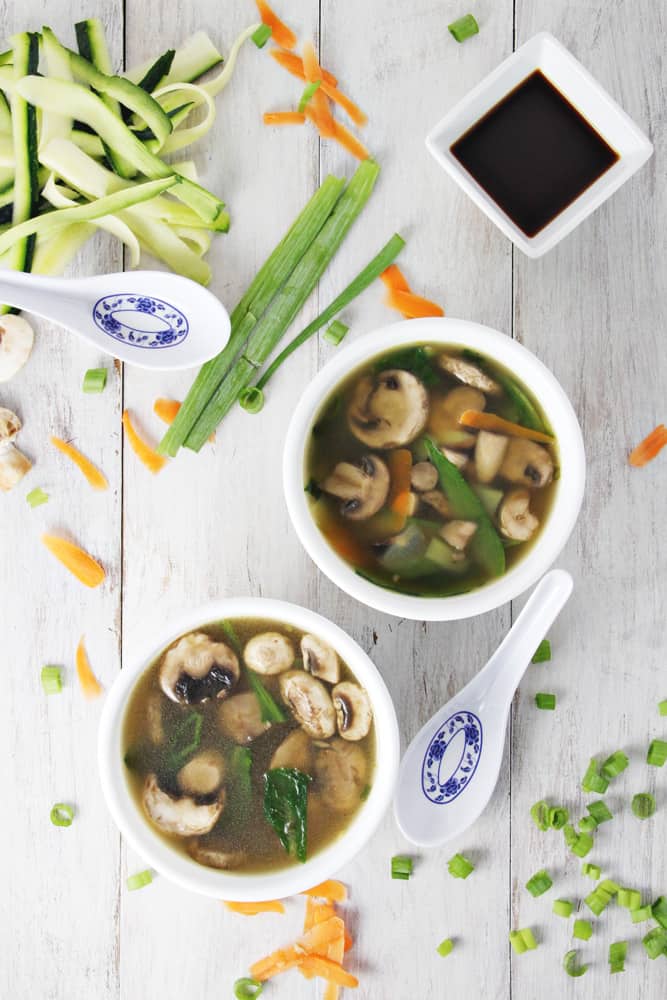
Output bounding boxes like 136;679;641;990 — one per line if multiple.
475;430;509;483
0;406;32;492
279;670;336;739
321;455;390;520
427;387;484;449
438;354;501;395
160;632;240;705
441;520;478;551
314;738;368;813
142;773;224;836
332;682;373;741
301;633;340;683
269;728;314;774
187;841;247;870
348;370;429;448
177;750;226;797
244;631;295;675
410;461;438;492
499;438;554;489
421;490;451;519
499;489;539;541
218;691;271;744
0;315;34;382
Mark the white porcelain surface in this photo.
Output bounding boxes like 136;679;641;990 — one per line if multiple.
283;317;586;621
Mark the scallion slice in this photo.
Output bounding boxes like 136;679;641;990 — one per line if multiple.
643;926;667;960
659;699;667;717
567;828;594;858
535;692;556;710
220;619;241;652
246;668;287;723
578;816;597;834
581;757;609;794
27;487;50;508
600;750;629;781
234;977;264;999
127;869;153;891
647;738;667;767
531;639;551;663
83;367;108;393
581;863;601;881
526;869;552;897
530;799;550;831
436;938;454;957
617;888;641;910
653;896;667;929
41;665;63;694
586;800;612;824
631;792;655;819
251;23;272;48
323;319;349;346
50;802;74;827
391;855;413;880
563;949;588;978
573;919;592;941
630;904;653;924
509;928;537;954
298;80;321;113
448;853;474;879
553;899;573;918
585;889;611;916
239;386;265;414
608;940;627;974
448;13;480;42
549;806;568;829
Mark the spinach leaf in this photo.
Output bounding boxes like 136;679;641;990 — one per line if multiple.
263;767;311;863
247;669;287;723
166;711;202;770
374;346;439;386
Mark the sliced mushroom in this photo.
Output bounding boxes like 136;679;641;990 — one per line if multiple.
301;634;340;683
145;690;164;744
270;728;314;773
0;406;31;492
348;370;429;448
279;670;336;739
160;632;240;705
142;773;224;836
410;461;438;492
321;455;390;520
499;489;539;541
421;490;450;518
475;430;509;483
243;631;295;675
177;750;226;797
499;438;554;489
438;354;501;394
441;519;478;551
0;407;21;441
187;842;247;870
0;315;34;382
441;447;469;471
332;682;372;741
442;386;487;421
218;691;271;744
426;387;484;449
314;738;368;813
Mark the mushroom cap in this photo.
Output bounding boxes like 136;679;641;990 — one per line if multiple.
499;488;539;541
187;842;247;870
279;670;336;739
410;461;439;492
218;691;271;744
177;750;226;797
160;632;240;705
332;682;373;741
0;315;34;383
441;519;478;551
475;430;509;483
301;633;340;683
243;631;295;675
269;728;314;773
499;438;554;489
321;455;390;520
420;490;451;519
427;387;484;448
348;369;429;448
314;738;368;813
0;407;21;442
438;354;501;394
142;773;224;836
0;442;32;492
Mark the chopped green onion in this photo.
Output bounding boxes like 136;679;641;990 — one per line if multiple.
535;692;556;710
578;816;597;834
659;699;667;717
600;750;629;781
448;13;480;42
391;855;413;880
50;802;74;827
563;949;588;978
251;23;272;48
239;386;265;414
526;869;553;897
246;668;287;723
631;792;655;819
549;806;568;829
617;888;642;910
581;863;601;880
599;879;620;896
652;896;667;929
586;800;612;824
585;889;612;916
360;783;372;801
27;487;50;508
530;799;550;831
573;919;593;941
647;739;667;767
234;977;264;999
563;823;578;847
509;928;537;954
436;938;454;957
566;827;594;858
609;940;627;974
41;665;62;694
297;80;321;113
553;899;573;918
82;367;108;393
642;926;667;960
323;319;349;346
531;639;551;663
220;619;241;652
448;853;474;879
630;904;653;924
127;869;153;891
582;758;609;794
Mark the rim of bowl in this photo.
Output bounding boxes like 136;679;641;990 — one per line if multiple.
283;317;586;621
98;597;400;901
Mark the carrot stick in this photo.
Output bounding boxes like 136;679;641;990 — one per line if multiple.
122;410;167;474
332;120;369;160
302;40;323;82
224;900;285;915
256;0;297;49
380;263;410;293
270;49;338;87
302;880;348;902
75;635;103;698
387;449;412;517
154;399;215;442
297;955;358;988
298;916;345;954
458;409;554;444
263;111;306;126
385;287;444;318
250;946;302;981
41;534;106;588
324;983;340;1000
344;930;353;952
320;80;367;126
629;424;667;467
50;436;108;491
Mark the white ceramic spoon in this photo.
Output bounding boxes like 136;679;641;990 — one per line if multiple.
0;269;230;370
394;569;573;846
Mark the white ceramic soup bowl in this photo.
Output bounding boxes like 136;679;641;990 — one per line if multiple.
98;597;399;901
283;317;585;622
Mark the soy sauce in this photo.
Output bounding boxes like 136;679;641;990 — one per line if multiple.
450;70;619;237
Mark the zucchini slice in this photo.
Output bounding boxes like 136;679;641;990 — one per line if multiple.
125;31;223;88
6;31;39;296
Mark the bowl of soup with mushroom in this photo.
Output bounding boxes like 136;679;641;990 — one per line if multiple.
98;598;399;900
284;317;585;621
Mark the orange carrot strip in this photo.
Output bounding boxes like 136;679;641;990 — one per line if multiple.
387;449;413;517
302;43;336;137
250;946;302;981
50;436;108;491
304;899;336;932
256;0;297;49
225;900;285;915
380;263;410;293
302;40;323;82
263;111;306;126
316;505;373;568
344;930;353;952
332;120;369;160
299;916;345;954
629;424;667;467
320;80;367;126
270;49;338;86
41;534;106;588
324;983;340;1000
386;287;444;318
302;880;348;903
154;398;215;443
297;955;358;988
458;409;554;444
75;635;103;699
122;410;167;474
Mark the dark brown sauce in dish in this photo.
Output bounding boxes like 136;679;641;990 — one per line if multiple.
450;70;619;237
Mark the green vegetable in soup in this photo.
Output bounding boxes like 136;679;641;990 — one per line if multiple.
471;484;503;518
246;668;287;723
493;370;548;434
166;711;202;770
263;767;311;863
374;346;439;387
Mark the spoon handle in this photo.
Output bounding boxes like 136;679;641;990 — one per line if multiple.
0;270;71;318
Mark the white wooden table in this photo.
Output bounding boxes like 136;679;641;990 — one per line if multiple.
1;1;665;997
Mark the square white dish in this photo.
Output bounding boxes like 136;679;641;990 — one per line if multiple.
426;31;653;258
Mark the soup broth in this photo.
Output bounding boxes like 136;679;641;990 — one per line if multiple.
305;344;559;597
123;618;376;874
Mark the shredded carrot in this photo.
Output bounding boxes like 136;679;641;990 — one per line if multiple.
344;930;353;952
458;409;554;444
386;287;444;318
270;48;338;87
332;119;369;160
629;424;667;467
320;80;367;126
387;449;413;518
297;955;358;988
224;900;285;915
380;263;410;293
298;916;345;954
250;946;302;981
263;111;306;126
324;983;340;1000
122;410;167;474
308;91;336;138
256;0;297;49
302;880;348;903
154;398;215;442
50;436;108;490
41;534;106;588
75;635;103;698
302;40;323;82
